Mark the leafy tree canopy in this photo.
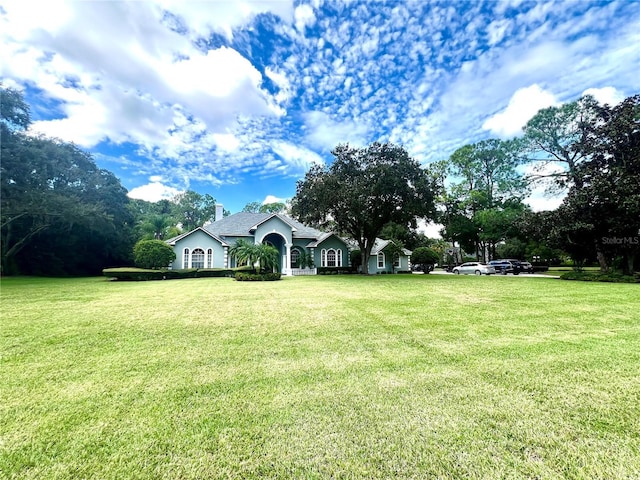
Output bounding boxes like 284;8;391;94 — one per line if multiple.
441;139;527;261
291;142;436;274
242;201;287;214
523;95;599;190
0;86;30;131
171;190;217;231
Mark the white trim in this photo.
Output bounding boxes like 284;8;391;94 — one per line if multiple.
377;252;385;269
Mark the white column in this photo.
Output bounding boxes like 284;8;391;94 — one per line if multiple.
283;243;292;275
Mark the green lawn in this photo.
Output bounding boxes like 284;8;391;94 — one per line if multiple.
1;275;639;479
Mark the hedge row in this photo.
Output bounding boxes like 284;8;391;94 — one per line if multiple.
234;272;281;281
102;267;247;281
316;267;357;275
560;271;639;283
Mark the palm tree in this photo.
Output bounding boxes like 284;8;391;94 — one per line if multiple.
254;243;279;273
297;249;314;269
229;239;257;270
229;240;279;274
140;214;172;240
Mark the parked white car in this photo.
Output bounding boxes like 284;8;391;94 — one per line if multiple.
452;262;496;275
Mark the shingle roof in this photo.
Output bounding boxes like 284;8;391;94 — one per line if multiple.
202;212;326;239
370;238;412;255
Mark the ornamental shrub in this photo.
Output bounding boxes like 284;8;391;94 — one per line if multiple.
560;271;638;283
235;272;281;281
133;240;176;269
102;267;164;281
317;266;356;275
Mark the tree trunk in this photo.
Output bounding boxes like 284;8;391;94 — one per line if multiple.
595;241;609;273
359;239;376;275
360;250;369;275
623;252;636;276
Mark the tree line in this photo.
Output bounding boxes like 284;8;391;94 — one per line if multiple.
292;94;639;275
2;85;638;276
1;87;222;275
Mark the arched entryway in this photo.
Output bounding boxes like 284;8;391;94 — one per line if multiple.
261;232;287;274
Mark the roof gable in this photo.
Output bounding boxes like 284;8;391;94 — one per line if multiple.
166;227;228;246
250;213;297;232
306;232;348;248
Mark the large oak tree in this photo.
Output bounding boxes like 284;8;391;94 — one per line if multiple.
291;142;435;274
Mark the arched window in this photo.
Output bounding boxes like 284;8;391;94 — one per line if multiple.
207;249;213;268
327;249;336;267
377;252;385;269
183;248;190;269
192;248;205;269
291;248;301;268
321;249;327;267
336;249;342;267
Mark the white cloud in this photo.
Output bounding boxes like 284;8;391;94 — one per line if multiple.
304;111;370;150
486;19;510;46
524;190;565;212
211;133;241;153
271;141;325;170
263;195;286;205
294;4;316;32
0;0;287;161
128;182;182;202
157;0;294;40
482;84;558;138
2;0;639;207
581;86;625;106
265;66;293;104
416;219;442;239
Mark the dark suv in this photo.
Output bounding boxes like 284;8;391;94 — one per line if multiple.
488;259;522;275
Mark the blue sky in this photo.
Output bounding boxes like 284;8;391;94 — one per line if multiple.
2;0;639;221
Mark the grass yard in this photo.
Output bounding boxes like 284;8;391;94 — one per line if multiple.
1;274;639;479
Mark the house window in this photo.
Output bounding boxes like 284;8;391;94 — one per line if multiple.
192;248;205;269
320;248;342;267
326;249;336;267
183;248;189;269
377;252;385;268
291;248;300;268
207;249;213;268
393;254;400;267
